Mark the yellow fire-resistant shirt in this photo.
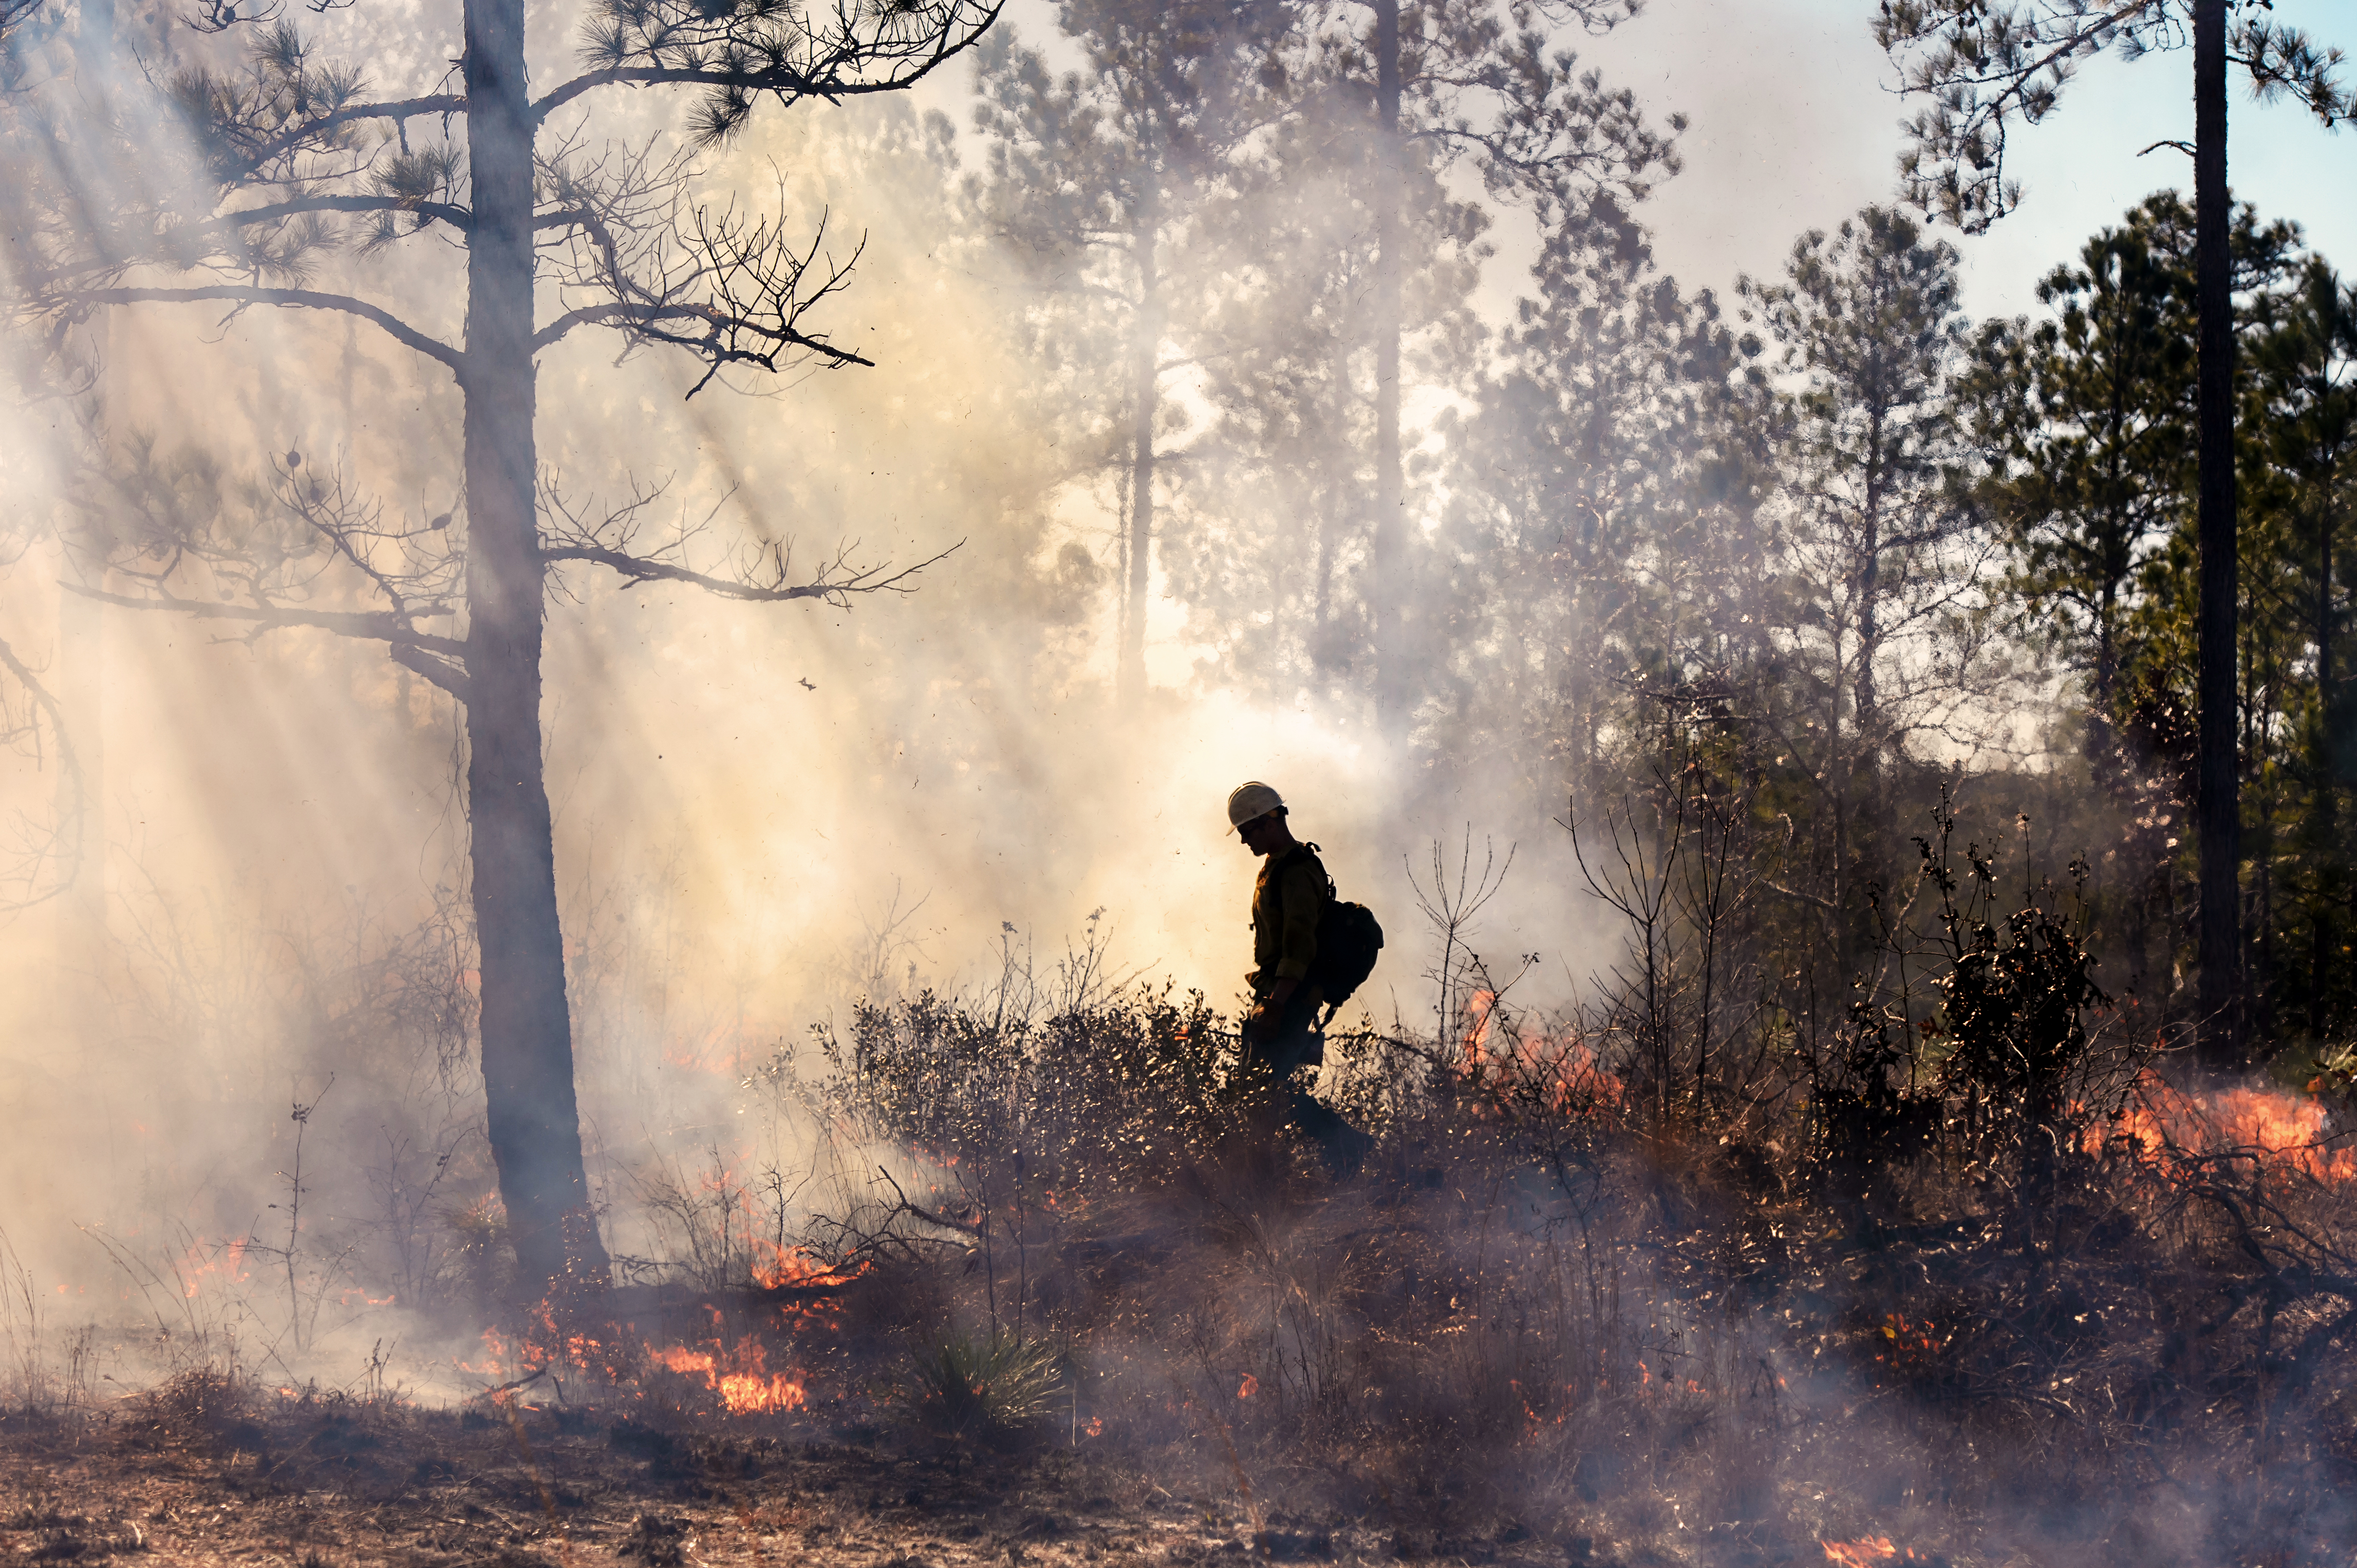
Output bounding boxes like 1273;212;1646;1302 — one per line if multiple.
1249;846;1327;997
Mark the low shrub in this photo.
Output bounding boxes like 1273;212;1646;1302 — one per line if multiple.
894;1331;1063;1442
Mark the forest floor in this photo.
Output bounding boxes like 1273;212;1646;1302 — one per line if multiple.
0;1396;1512;1568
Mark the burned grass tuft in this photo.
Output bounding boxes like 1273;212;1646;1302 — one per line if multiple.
619;1512;693;1566
123;1367;261;1457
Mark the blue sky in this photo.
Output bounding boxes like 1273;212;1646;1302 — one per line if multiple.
1577;0;2357;319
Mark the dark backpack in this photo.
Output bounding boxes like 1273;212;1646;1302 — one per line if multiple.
1282;845;1385;1012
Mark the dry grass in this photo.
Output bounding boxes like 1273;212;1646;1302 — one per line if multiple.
0;1390;1225;1568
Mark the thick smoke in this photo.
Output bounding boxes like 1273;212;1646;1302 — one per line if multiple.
0;0;1610;1396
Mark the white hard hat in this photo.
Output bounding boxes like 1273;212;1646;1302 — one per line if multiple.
1226;781;1284;833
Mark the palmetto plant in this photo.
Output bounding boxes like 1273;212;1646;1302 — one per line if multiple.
897;1330;1061;1440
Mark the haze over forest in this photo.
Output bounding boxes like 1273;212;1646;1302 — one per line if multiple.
1;0;2354;1392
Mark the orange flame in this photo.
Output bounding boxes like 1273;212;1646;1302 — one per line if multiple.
175;1236;257;1299
650;1337;807;1413
748;1240;865;1337
1823;1540;1936;1565
450;1254;852;1410
1872;1312;1950;1378
751;1238;863;1292
1822;1542;1895;1567
458;1318;812;1416
1461;991;1622;1115
2084;1073;2356;1182
459;1300;628;1383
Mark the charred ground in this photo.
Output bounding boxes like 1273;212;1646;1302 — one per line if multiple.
0;1378;1258;1568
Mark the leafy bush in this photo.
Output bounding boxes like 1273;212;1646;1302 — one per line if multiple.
817;983;1247;1187
1809;795;2137;1188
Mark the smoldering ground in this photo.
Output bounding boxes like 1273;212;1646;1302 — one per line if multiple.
16;959;2357;1567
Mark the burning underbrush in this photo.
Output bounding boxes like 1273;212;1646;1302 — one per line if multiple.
372;954;2349;1568
11;832;2357;1568
10;983;2357;1567
705;826;2357;1567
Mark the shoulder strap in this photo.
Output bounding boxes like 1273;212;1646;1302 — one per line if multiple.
1278;842;1337;901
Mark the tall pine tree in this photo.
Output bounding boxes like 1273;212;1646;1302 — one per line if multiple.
18;0;998;1299
1876;0;2352;1055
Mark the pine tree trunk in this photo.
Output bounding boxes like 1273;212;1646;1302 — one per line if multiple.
1118;152;1160;706
2323;500;2335;736
2193;0;2242;1064
462;0;609;1299
1855;421;1882;757
58;0;115;1043
1370;0;1404;734
2314;489;2338;1035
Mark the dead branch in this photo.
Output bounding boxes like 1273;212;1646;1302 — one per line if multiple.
63;286;461;374
268;459;462;625
390;643;471;703
538;539;958;604
0;630;85;914
540;194;874;394
65;582;466;658
0;0;54;47
871;1164;983;1237
536;474;960;606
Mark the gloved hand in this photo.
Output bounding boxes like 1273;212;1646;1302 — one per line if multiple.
1246;977;1299;1045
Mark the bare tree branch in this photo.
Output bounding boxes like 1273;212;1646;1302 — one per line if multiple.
0;631;85;915
541;182;873;393
537;473;959;604
1;0;53;48
538;538;960;602
530;299;873;367
533;60;940;123
64;286;462;373
266;457;464;624
65;581;468;657
389;641;472;703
